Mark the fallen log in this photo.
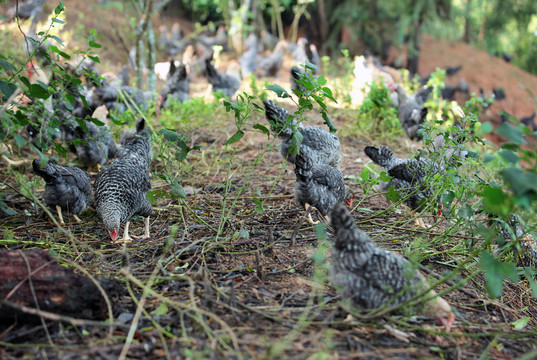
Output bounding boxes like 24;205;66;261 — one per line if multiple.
0;248;121;323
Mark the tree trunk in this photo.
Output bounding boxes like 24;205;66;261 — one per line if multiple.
406;18;422;75
135;0;154;90
463;0;472;43
317;0;327;45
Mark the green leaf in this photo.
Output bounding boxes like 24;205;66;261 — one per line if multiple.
322;111;337;133
495;122;526;145
13;134;26;148
442;190;455;206
151;303;169;316
317;75;327;86
224;130;244;145
87;55;100;63
289;131;303;155
54;2;65;15
483;154;495;163
480;121;493;134
50;35;64;46
160;128;186;143
501;167;537;197
266;84;290;98
48;45;70;59
27;84;50;99
0;58;16;72
498;149;519;164
379;171;392;182
512;317;530;330
89;40;102;49
386;185;399;202
0;200;17;216
51;18;65;24
170;180;186;200
88;117;105;127
0;80;17;101
252;197;264;214
479;251;518;298
253;124;270;137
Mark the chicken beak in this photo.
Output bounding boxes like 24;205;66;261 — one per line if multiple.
109;228;118;241
438;312;455;332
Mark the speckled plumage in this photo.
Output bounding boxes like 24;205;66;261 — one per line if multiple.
330;203;428;309
32;158;91;216
395;85;428;140
294;148;346;216
93;126;152;240
160;60;190;108
364;145;440;211
74;119;118;169
263;100;341;168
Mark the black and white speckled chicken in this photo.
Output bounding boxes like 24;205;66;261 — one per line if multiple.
329;203;455;330
256;40;287;78
263;100;341;168
93;123;152;243
73;105;118;173
364;145;442;228
203;58;241;99
119;118;146;147
159;60;190;108
239;33;259;76
32;158;91;225
394;84;429;140
294;148;352;224
198;25;228;50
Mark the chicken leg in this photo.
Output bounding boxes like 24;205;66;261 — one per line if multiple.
73;214;82;223
304;203;319;225
143;216;150;238
56;205;65;225
114;221;133;243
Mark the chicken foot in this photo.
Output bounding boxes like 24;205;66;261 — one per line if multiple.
113;217;151;244
304;203;319;225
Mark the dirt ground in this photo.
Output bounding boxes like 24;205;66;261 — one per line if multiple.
1;2;537;359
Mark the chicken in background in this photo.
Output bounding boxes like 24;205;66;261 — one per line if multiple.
198;25;228;51
120;118;147;146
256;40;287;78
239;33;259;77
93;121;152;243
263;100;341;168
394;84;429;141
364;145;443;228
32;158;91;225
289;38;320;93
203;57;241;99
294;147;353;224
73;105;118;173
159;60;190;108
329;203;455;331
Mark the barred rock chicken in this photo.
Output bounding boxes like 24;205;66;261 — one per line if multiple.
73;105;118;173
263;100;341;168
90;73;149;114
198;25;228;50
256;40;287;78
329;204;455;330
93;123;152;243
120;118;146;146
32;158;91;225
395;85;429;140
239;33;259;76
294;148;352;224
364;145;442;228
203;58;241;99
159;60;190;108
